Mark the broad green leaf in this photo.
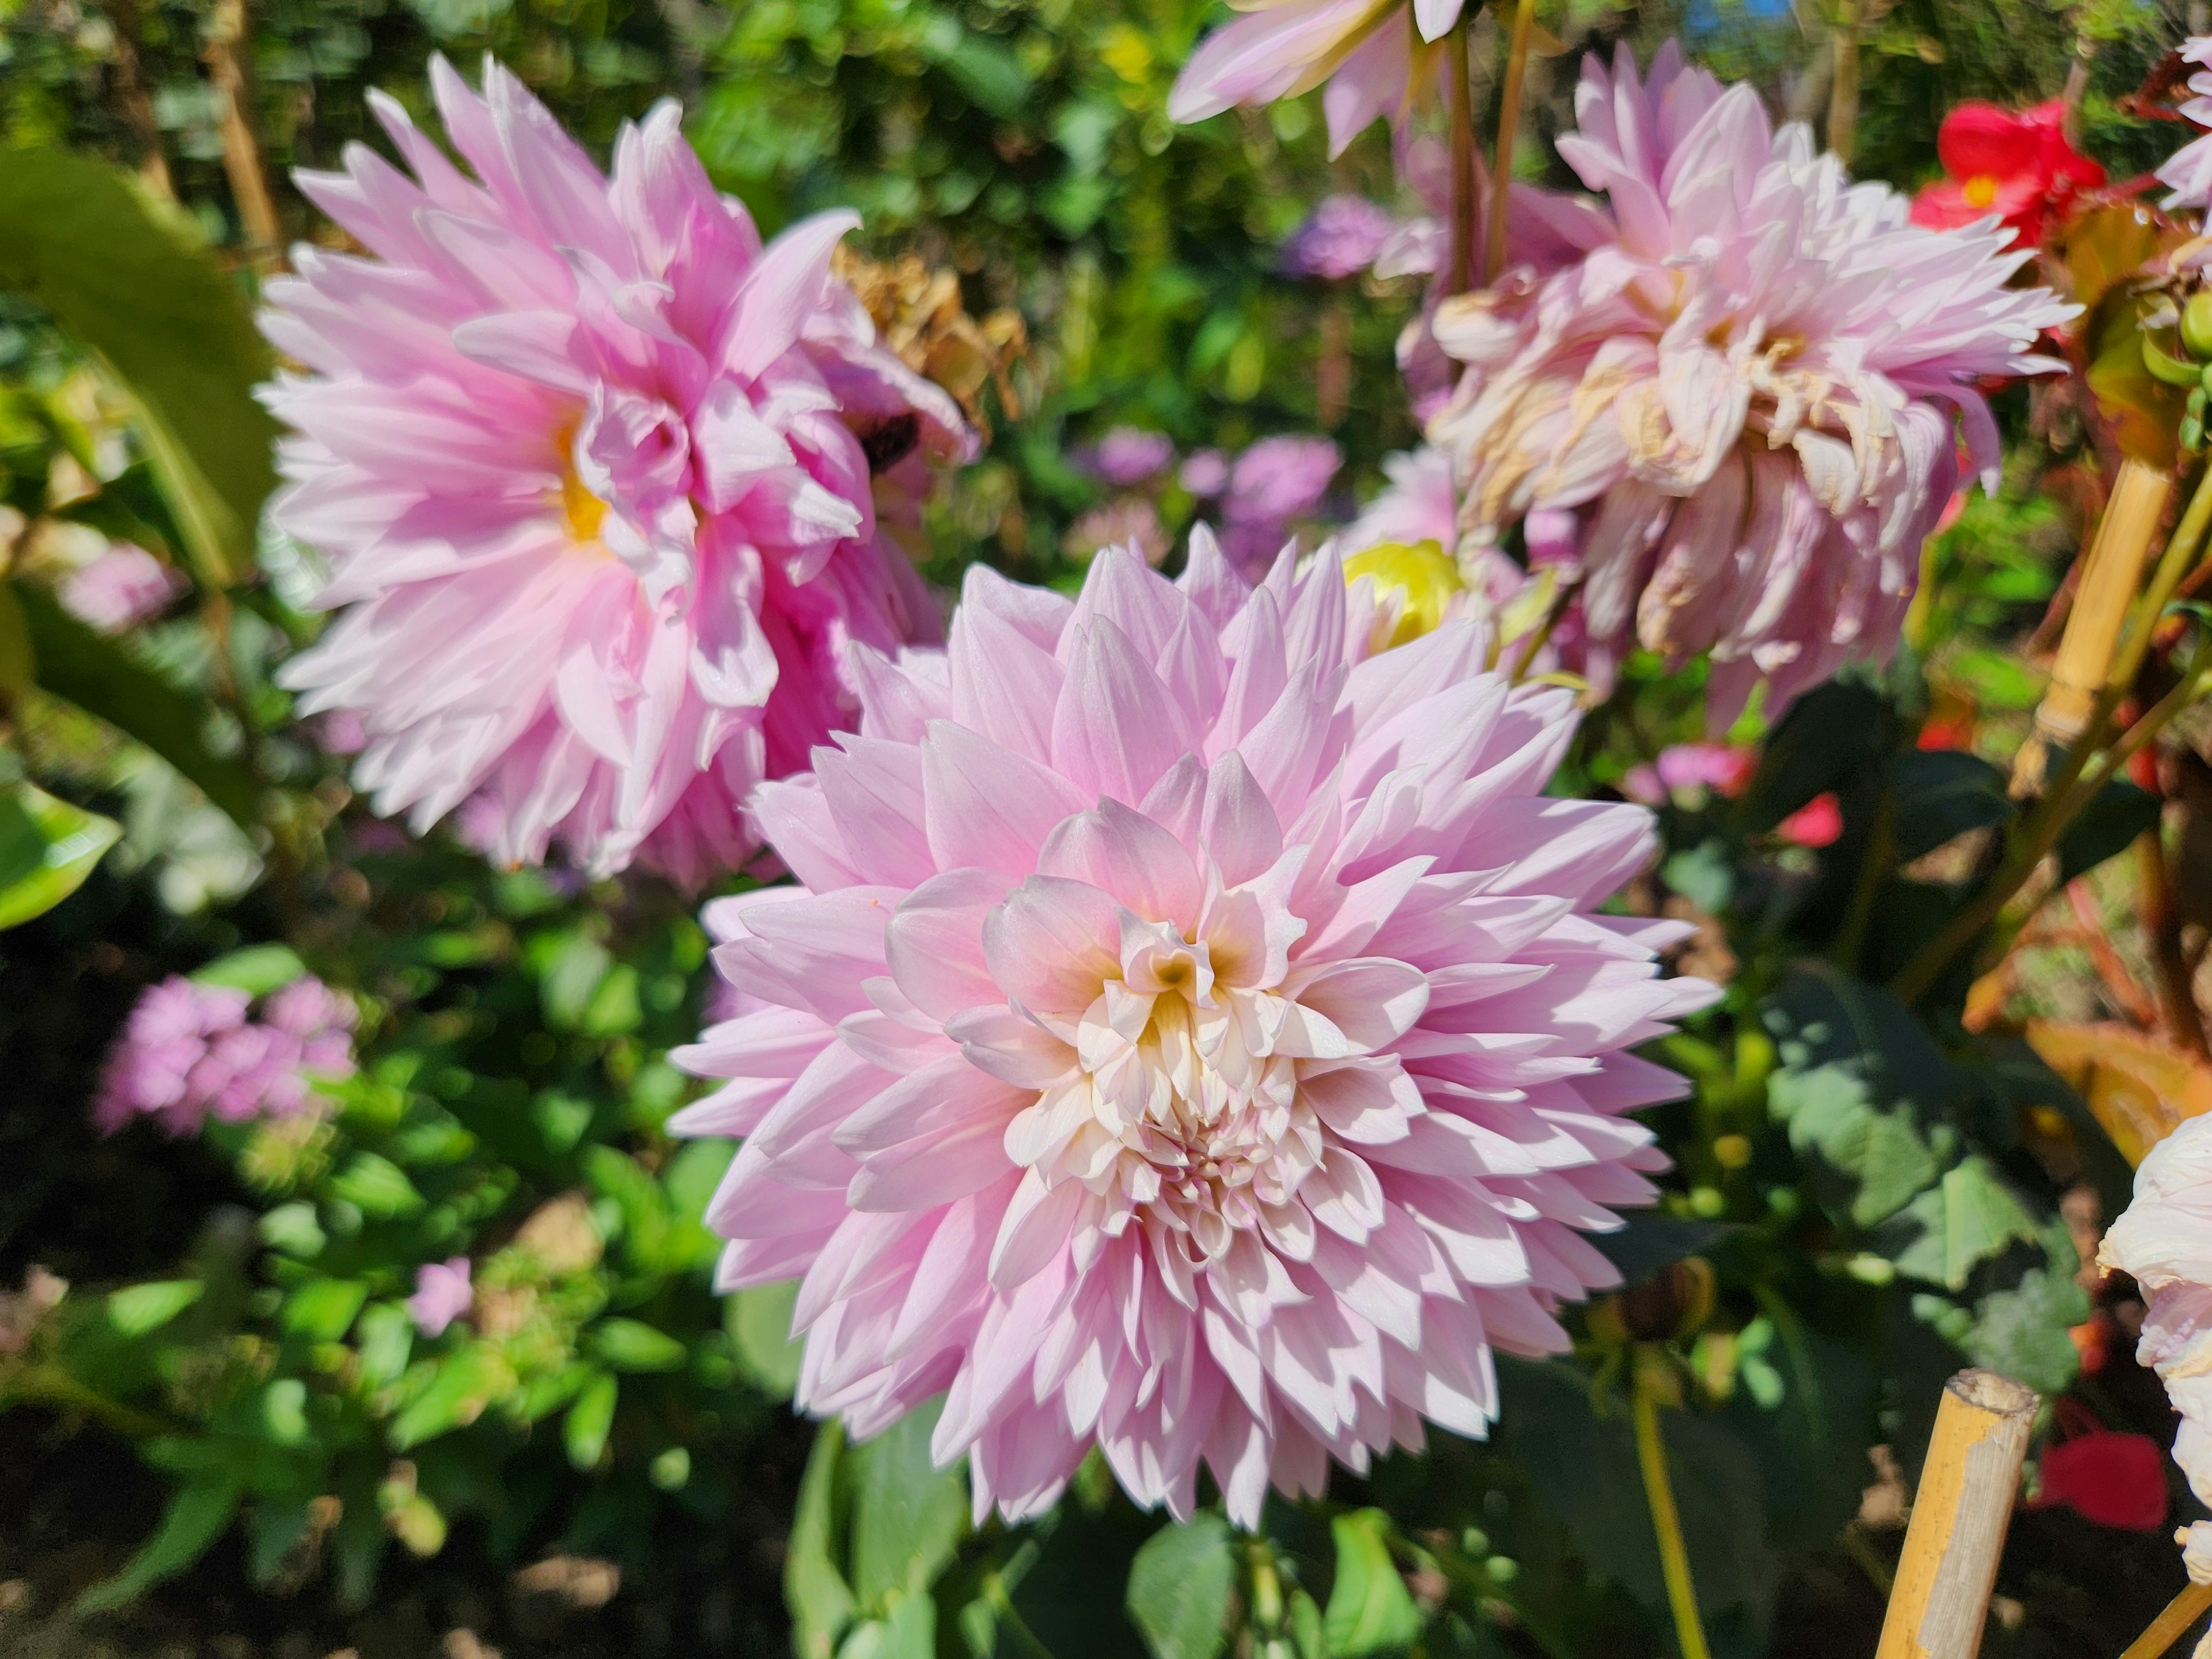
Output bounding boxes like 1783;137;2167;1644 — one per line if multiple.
1946;1258;2090;1395
589;1316;688;1373
728;1279;805;1400
564;1369;618;1469
281;1277;368;1341
0;781;122;929
0;150;276;585
1945;648;2045;711
107;1278;204;1336
14;583;258;827
2056;777;2161;887
1878;1157;2040;1290
847;1400;967;1608
833;1591;935;1659
191;943;306;995
327;1152;425;1219
1126;1514;1236;1659
1888;749;2012;862
78;1473;244;1609
1322;1510;1422;1657
790;1421;859;1659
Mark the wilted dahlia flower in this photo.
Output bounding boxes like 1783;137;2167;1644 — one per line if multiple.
2101;1113;2212;1517
1428;44;2073;724
674;536;1717;1525
263;59;972;882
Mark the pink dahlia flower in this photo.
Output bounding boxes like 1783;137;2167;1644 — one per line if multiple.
2160;39;2212;213
59;544;184;634
673;537;1718;1525
1217;435;1343;577
2099;1113;2212;1547
263;58;972;884
1170;0;1460;158
1282;196;1397;281
95;974;356;1136
1427;44;2074;726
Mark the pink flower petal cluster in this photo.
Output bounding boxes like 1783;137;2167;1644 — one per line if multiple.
2161;39;2212;213
1079;428;1179;488
1169;0;1461;158
408;1257;475;1337
673;536;1717;1527
95;974;356;1136
2100;1113;2212;1515
59;544;184;634
1282;196;1397;281
263;58;972;884
1218;436;1343;577
1427;45;2074;726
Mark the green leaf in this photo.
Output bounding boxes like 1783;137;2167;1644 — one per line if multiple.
1126;1513;1236;1659
1947;1259;2091;1395
847;1399;967;1608
1946;648;2046;711
13;584;259;828
0;781;122;929
355;1300;414;1389
2056;777;2162;887
0;581;32;710
1322;1510;1422;1657
790;1421;859;1659
389;1344;510;1449
564;1369;618;1470
107;1278;204;1336
191;943;306;995
77;1474;244;1609
728;1279;804;1400
588;1316;688;1373
1880;1156;2041;1291
282;1277;368;1342
0;151;277;585
1889;749;2012;862
327;1153;425;1219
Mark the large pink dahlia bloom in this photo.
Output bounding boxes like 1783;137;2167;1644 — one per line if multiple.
263;59;972;882
2101;1114;2212;1513
1169;0;1453;158
1428;44;2073;724
2159;38;2212;213
673;536;1718;1524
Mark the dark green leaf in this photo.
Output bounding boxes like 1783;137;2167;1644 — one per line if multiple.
1889;749;2012;861
77;1474;244;1609
1590;1216;1740;1284
0;151;277;585
1736;680;1883;834
14;583;258;827
2056;777;2161;887
1126;1513;1236;1659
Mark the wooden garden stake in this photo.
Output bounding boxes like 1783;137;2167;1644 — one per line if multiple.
1875;1369;2039;1659
2016;459;2173;793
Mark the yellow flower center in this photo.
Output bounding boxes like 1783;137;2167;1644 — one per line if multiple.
551;420;608;547
1963;174;1999;209
1343;540;1461;647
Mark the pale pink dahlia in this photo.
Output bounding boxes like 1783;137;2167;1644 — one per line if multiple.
1427;44;2074;724
1169;0;1453;158
263;59;972;883
2160;38;2212;213
673;537;1718;1525
2101;1114;2212;1513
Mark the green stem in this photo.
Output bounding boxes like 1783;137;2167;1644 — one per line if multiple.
1631;1351;1712;1659
1447;16;1477;294
1486;0;1536;286
6;1362;176;1441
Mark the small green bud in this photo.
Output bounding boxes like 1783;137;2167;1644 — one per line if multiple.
2184;293;2212;358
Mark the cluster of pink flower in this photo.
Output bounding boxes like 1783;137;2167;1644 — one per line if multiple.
94;975;355;1137
1067;429;1344;578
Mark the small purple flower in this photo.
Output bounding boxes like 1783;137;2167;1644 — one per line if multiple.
1281;195;1395;280
1179;449;1229;498
59;544;184;634
407;1258;474;1338
1080;428;1177;489
1225;435;1342;527
94;974;355;1136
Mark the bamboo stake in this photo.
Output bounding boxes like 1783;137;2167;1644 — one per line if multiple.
2017;458;2175;793
2119;1580;2212;1659
1876;1370;2038;1659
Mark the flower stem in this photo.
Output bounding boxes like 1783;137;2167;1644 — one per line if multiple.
2119;1580;2212;1659
1631;1350;1713;1659
1890;463;2212;1005
1447;15;1478;294
1486;0;1536;286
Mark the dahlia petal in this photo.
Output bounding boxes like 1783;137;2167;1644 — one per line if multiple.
923;721;1092;874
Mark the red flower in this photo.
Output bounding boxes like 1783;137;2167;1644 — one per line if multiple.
2031;1415;2169;1532
1909;99;2105;248
1778;793;1844;849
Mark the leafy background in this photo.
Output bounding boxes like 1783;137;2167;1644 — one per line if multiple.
2;0;2210;1653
